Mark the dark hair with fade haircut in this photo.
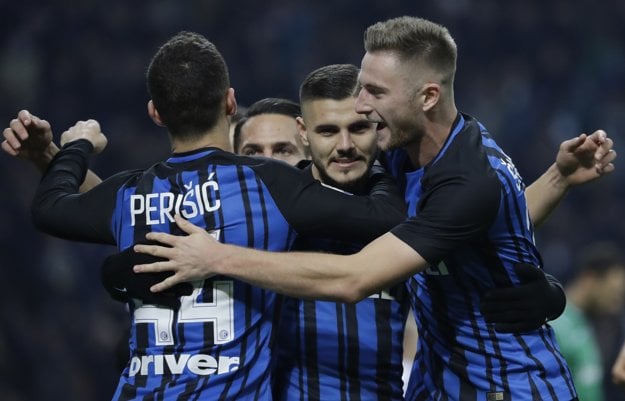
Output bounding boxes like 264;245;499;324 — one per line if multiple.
146;31;230;140
364;16;457;86
245;97;301;119
232;98;300;153
299;64;359;103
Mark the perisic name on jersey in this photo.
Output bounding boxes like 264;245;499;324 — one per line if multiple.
130;175;221;226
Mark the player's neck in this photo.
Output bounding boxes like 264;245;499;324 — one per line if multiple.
170;120;233;153
404;107;457;168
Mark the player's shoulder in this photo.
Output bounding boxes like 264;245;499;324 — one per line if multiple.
236;155;313;183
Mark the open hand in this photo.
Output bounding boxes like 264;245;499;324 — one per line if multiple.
133;215;225;292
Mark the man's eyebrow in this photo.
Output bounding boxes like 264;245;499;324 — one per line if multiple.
240;143;262;151
363;83;386;93
271;141;298;148
348;120;372;130
313;124;340;133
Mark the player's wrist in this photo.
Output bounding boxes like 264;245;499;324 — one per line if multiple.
548;162;573;192
31;142;60;172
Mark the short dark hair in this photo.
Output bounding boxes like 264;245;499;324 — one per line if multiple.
146;31;230;140
299;64;359;103
245;97;301;119
232;98;300;153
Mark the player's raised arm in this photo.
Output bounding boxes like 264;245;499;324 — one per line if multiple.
2;110;104;191
526;130;616;228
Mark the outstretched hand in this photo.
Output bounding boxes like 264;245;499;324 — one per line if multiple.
133;215;225;293
556;130;616;186
2;109;55;161
101;245;193;309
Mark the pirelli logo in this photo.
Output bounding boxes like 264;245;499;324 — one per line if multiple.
486;392;509;401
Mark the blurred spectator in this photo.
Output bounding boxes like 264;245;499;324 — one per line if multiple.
551;241;625;401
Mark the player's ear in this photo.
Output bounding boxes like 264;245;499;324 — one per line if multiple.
296;116;309;146
225;88;237;117
421;83;440;112
147;100;165;127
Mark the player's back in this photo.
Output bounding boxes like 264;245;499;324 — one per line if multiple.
32;143;406;401
112;148;296;400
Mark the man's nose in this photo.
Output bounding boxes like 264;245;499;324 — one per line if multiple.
336;131;354;152
354;88;372;115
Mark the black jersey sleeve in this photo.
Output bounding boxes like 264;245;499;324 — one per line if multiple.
251;160;406;242
31;139;137;244
391;165;501;264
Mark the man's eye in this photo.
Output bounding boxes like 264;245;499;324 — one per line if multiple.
351;123;372;133
243;149;260;156
276;147;294;155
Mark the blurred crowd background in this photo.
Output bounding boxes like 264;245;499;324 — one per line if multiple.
1;1;624;400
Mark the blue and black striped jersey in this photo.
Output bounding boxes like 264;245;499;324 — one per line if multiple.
275;210;410;401
32;144;406;401
386;114;577;401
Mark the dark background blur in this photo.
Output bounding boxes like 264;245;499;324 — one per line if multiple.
1;1;623;400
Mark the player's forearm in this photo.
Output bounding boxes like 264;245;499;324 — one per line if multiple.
80;170;103;192
31;140;99;241
216;245;368;302
526;163;569;228
29;141;102;191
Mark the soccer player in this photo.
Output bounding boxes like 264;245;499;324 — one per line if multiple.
26;31;407;401
231;64;569;401
272;63;411;401
132;18;616;400
233;97;309;165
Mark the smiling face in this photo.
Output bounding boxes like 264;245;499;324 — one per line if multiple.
299;97;377;193
237;113;307;166
355;51;426;151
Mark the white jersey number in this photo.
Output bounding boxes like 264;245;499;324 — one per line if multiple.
133;229;234;346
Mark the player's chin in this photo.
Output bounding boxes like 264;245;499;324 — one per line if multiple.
328;167;367;185
330;160;366;174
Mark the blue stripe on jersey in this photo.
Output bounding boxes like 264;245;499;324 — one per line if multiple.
276;297;408;401
275;240;409;401
109;152;296;401
273;214;409;401
398;114;577;401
